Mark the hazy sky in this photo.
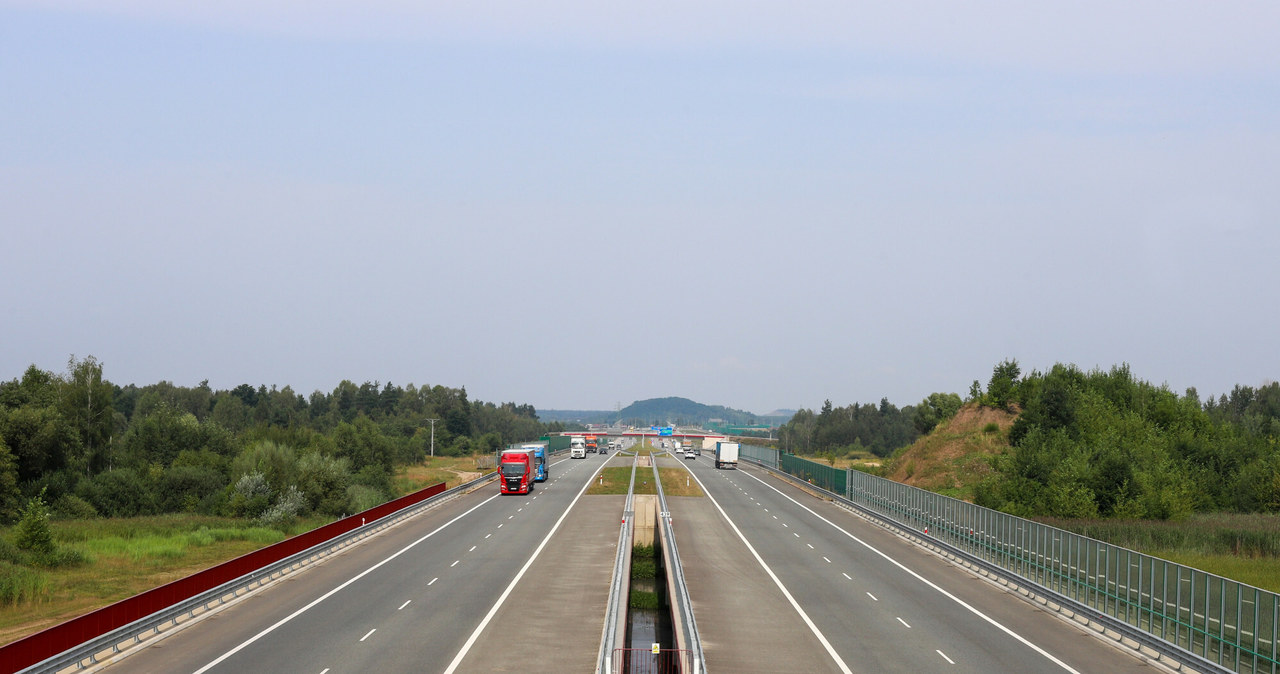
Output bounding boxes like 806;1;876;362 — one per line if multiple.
3;2;1278;414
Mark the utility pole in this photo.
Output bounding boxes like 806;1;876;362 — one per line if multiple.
425;418;439;457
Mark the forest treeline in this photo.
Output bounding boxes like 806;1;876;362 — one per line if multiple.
973;361;1280;520
0;357;562;525
776;392;959;458
774;360;1280;520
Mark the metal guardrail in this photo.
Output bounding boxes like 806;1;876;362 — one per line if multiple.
612;647;694;674
737;446;1243;674
599;455;638;674
652;454;706;674
20;471;498;674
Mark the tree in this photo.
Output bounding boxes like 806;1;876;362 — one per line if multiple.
230;384;259;408
232;440;299;492
60;355;115;473
0;365;60;409
297;451;351;516
1;404;81;482
986;359;1021;410
15;489;54;555
914;392;963;434
0;435;22;522
967;380;983;402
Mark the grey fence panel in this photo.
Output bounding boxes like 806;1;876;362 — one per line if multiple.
738;444;1277;673
740;443;778;469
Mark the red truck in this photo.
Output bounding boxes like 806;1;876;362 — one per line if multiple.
499;448;535;495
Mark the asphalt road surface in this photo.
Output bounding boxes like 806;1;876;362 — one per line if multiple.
665;453;1155;674
100;451;615;674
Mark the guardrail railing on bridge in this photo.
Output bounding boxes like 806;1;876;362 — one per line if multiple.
652;452;705;674
598;455;638;674
740;445;1275;674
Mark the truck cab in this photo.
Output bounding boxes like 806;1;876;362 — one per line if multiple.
499;449;534;494
570;437;587;459
521;444;548;481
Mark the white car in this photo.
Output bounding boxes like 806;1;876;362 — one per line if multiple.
684;449;696;460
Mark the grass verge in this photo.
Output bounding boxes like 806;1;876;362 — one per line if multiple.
0;513;330;646
587;466;659;495
658;467;703;497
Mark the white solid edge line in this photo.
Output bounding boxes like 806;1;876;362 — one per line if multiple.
682;462;854;674
191;493;501;674
441;460;609;674
738;468;1083;674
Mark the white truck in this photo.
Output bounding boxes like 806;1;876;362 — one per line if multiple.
570;436;587;459
714;441;739;470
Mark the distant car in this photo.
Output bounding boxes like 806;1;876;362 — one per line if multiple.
684;449;696;460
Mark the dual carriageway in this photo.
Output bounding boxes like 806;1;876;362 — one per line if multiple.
85;445;1154;673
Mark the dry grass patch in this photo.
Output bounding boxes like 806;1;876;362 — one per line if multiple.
393;454;489;495
658;468;703;497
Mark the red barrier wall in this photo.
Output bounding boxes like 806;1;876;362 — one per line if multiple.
1;481;448;673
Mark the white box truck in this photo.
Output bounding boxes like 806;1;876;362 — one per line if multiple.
570;436;587;459
714;441;739;469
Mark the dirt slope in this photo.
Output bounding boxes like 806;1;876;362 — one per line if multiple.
885;404;1016;500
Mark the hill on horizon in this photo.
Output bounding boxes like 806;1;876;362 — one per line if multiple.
540;396;792;427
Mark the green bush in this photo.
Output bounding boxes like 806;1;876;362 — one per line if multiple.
258;485;306;528
51;493;98;520
159;465;227;513
224;472;271;518
15;491;54;555
76;468;157;517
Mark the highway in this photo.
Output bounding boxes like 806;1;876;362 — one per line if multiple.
100;451;616;674
666;452;1154;674
89;445;1160;673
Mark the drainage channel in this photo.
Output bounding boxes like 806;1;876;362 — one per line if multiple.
597;449;705;674
624;452;677;673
